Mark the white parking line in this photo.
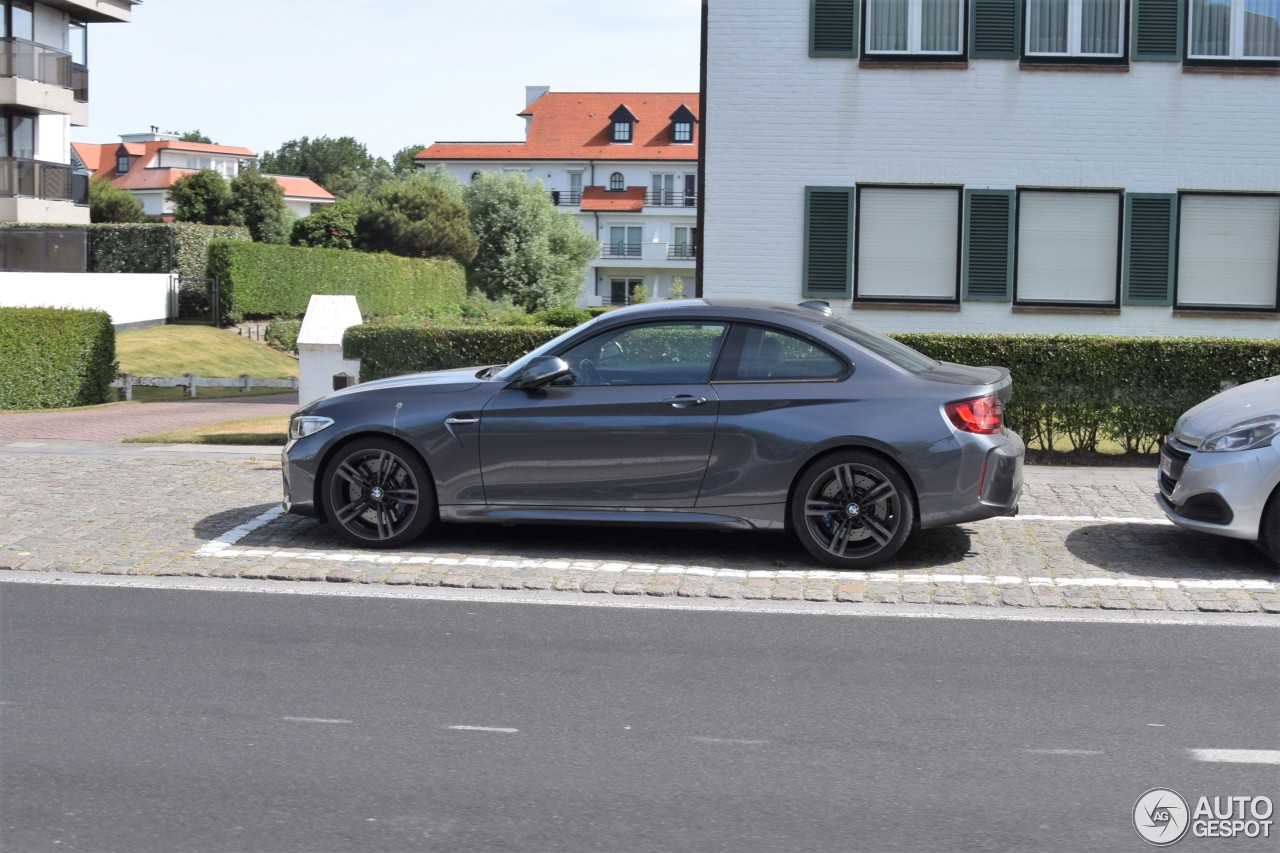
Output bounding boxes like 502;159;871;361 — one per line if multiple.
192;508;1275;593
448;725;518;733
282;716;353;725
1191;749;1280;765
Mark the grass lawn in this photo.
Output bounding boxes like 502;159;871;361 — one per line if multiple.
124;414;289;446
117;325;298;380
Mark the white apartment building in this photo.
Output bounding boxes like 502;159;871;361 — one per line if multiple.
0;0;135;224
700;0;1280;338
417;86;699;307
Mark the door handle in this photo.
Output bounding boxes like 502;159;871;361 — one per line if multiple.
661;395;708;408
444;416;479;425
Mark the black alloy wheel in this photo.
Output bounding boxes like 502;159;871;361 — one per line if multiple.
791;450;915;569
321;437;435;548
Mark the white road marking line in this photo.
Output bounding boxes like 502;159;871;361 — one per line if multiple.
1191;749;1280;765
282;716;353;724
691;736;769;745
1026;749;1105;756
448;725;518;733
184;505;1275;592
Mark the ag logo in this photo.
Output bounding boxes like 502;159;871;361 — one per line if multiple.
1134;788;1191;846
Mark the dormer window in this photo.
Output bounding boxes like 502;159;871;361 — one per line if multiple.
609;172;625;191
669;105;697;144
609;105;637;144
116;154;130;174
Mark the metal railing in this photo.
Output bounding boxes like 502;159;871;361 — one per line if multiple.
549;190;583;206
645;190;698;207
667;243;697;260
0;38;72;88
72;63;87;102
600;241;642;258
0;158;87;203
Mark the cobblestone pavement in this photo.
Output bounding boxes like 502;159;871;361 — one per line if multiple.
1;440;1277;615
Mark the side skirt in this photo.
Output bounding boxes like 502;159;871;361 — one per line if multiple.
439;505;784;531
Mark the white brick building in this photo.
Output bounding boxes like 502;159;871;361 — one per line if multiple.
700;0;1280;338
417;87;699;307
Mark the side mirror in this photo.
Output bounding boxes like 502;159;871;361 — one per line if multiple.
515;355;572;389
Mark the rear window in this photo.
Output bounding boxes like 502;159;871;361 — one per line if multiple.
824;317;938;374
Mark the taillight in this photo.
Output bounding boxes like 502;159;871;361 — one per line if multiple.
945;394;1003;435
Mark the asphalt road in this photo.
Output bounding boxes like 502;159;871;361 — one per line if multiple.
2;583;1276;853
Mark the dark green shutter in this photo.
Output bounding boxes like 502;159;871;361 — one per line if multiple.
811;0;858;57
962;190;1014;301
1123;194;1176;305
969;0;1021;59
803;187;854;298
1132;0;1183;61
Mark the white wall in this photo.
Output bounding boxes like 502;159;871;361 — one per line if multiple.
0;272;171;328
703;2;1280;338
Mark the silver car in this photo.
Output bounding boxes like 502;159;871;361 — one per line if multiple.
1157;375;1280;565
282;299;1024;569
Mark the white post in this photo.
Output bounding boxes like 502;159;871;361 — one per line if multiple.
297;295;363;406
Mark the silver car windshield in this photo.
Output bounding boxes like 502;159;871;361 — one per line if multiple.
824;317;939;374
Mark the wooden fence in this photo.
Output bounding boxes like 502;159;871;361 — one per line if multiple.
111;373;299;401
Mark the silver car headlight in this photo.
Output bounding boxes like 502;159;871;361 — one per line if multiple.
289;415;334;440
1199;415;1280;452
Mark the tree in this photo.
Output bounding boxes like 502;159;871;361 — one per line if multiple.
391;144;426;177
170;129;213;144
88;177;144;223
168;169;237;225
355;172;477;264
463;173;599;312
230;169;291;243
260;136;382;198
292;200;358;249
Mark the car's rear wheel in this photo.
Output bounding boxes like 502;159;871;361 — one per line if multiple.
791;450;915;569
321;437;434;548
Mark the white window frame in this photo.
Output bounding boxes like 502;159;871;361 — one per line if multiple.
855;186;961;302
1176;194;1280;310
866;0;965;55
1015;189;1121;305
1188;0;1280;60
1024;0;1125;58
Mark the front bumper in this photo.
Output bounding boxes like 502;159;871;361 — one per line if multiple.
1155;436;1279;541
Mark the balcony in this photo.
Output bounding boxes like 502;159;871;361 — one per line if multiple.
598;241;697;264
645;189;697;208
0;158;88;204
549;190;582;207
0;38;72;89
667;242;697;260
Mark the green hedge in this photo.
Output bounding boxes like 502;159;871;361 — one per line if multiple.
0;308;116;409
266;319;302;354
343;326;1280;454
345;325;563;380
207;241;467;323
895;334;1280;453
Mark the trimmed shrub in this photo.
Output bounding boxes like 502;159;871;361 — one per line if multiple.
345;324;563;380
84;223;170;273
893;334;1280;453
206;241;467;323
0;308;116;409
173;222;251;279
532;306;592;328
266;319;302;354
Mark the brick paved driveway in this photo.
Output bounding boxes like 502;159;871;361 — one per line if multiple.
2;440;1276;614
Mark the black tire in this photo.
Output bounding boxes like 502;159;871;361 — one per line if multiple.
321;437;435;548
790;450;915;569
1259;490;1280;569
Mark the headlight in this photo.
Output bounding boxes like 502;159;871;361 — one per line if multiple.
1199;415;1280;452
289;415;334;440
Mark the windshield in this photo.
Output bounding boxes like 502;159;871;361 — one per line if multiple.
824;316;939;374
493;318;601;382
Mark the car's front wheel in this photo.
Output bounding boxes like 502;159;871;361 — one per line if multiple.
791;450;915;569
1259;489;1280;568
321;437;435;548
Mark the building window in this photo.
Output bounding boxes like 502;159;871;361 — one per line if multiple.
1025;0;1124;57
608;225;642;257
68;20;87;65
612;121;632;143
673;226;697;259
866;0;964;55
673;121;692;143
1189;0;1280;60
856;186;961;302
1177;194;1279;310
4;2;34;41
652;173;675;205
1016;190;1121;305
116;154;130;174
609;172;625;191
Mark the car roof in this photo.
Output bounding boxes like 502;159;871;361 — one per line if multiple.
597;298;833;326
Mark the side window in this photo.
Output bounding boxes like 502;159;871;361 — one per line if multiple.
718;326;847;381
560;322;728;386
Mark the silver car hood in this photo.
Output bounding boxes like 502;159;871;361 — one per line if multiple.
1174;375;1280;446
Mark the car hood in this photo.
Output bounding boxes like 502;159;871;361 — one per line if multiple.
325;366;488;400
1174;375;1280;446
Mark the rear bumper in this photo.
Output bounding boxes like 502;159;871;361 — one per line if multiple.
915;428;1024;528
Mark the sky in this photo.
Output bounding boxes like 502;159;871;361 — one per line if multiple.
73;0;702;162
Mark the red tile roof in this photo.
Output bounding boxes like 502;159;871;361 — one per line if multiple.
417;91;699;163
270;174;335;201
580;186;647;211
